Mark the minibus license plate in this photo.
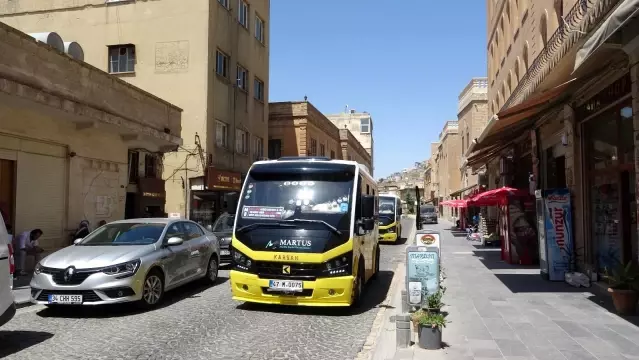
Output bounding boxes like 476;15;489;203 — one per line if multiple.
268;280;303;291
48;294;83;304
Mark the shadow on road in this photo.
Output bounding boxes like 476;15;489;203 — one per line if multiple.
236;270;394;316
472;248;538;271
35;277;229;318
586;294;639;327
0;330;53;358
492;273;588;293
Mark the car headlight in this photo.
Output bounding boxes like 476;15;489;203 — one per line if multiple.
221;237;232;244
34;262;42;275
102;259;141;278
322;251;352;277
231;248;253;271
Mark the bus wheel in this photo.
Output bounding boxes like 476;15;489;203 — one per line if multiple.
371;246;380;279
351;263;365;308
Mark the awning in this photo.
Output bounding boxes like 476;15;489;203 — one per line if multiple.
472;79;576;153
467;141;512;169
449;184;478;197
574;0;639;72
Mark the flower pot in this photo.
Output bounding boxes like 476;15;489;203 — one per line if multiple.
417;324;442;350
608;288;639;315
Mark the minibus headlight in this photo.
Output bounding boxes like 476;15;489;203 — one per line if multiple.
231;247;253;271
322;251;352;277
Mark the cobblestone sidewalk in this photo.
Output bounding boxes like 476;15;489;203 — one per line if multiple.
377;221;639;360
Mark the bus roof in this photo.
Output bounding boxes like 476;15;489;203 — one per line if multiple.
251;157;374;179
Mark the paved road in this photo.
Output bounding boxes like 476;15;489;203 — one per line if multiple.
0;217;414;360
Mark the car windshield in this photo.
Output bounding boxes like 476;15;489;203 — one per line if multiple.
420;206;435;214
237;175;354;231
379;197;396;215
212;213;235;232
78;223;165;246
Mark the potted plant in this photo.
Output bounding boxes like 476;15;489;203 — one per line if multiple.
425;290;444;313
604;261;639;315
415;311;447;350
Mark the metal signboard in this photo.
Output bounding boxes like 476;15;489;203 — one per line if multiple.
405;245;440;307
413;229;441;257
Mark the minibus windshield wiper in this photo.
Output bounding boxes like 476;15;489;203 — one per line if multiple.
282;218;342;236
235;222;298;233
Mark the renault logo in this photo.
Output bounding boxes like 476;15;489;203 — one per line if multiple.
63;266;76;282
282;265;291;275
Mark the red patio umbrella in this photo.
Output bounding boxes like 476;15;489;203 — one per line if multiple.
441;199;468;208
468;186;529;207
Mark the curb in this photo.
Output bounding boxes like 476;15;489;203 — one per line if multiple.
354;220;417;360
15;300;33;310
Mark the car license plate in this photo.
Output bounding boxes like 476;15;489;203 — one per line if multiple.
48;294;83;304
268;280;303;292
221;250;230;256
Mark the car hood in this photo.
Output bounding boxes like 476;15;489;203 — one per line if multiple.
41;244;155;269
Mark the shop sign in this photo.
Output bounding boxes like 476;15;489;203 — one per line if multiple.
207;168;242;191
405;246;440;307
138;178;166;198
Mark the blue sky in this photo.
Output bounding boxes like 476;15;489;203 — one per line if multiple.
269;0;487;178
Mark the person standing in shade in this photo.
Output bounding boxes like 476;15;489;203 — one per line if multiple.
14;228;44;276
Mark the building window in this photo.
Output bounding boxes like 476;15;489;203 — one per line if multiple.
108;44;135;73
360;118;371;133
255;15;265;43
309;138;318;156
254;78;265;101
319;143;325;157
236;65;248;91
235;129;249;154
268;139;282;159
216;121;228;148
216;50;229;78
218;0;229;9
330;150;335;159
128;151;139;184
254;136;264;159
144;154;157;178
238;0;249;28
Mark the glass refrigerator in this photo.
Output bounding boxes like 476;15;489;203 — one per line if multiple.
535;188;573;281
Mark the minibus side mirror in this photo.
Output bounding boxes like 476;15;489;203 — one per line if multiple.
361;195;375;219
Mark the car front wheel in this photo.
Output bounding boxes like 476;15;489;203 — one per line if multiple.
140;270;164;308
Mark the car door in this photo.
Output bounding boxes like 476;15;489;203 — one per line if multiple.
180;221;208;279
160;222;191;288
0;215;14;326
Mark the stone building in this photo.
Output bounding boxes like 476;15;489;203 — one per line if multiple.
456;78;489;198
0;0;270;227
0;24;182;251
435;121;461;221
325;109;374;176
468;0;636;274
268;101;373;172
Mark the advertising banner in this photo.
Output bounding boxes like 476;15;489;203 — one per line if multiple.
405;246;440;307
544;188;573;281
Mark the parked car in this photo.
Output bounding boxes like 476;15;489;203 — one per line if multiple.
210;213;234;263
420;205;438;224
0;213;15;327
30;218;220;308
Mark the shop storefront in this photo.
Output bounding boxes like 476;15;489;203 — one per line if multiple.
190;168;242;229
577;74;637;273
137;178;167;217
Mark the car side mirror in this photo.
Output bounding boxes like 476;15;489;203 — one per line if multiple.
361;195;375;219
73;238;83;245
167;237;184;246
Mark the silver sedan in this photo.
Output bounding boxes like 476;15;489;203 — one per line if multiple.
29;218;221;308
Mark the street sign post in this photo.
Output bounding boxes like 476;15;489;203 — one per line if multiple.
405;245;440;308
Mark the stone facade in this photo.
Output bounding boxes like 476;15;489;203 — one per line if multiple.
435;122;461;221
0;22;182;250
325;110;374;175
0;0;270;216
268;101;373;172
458;78;489;191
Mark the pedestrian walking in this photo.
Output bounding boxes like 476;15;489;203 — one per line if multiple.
13;228;44;276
